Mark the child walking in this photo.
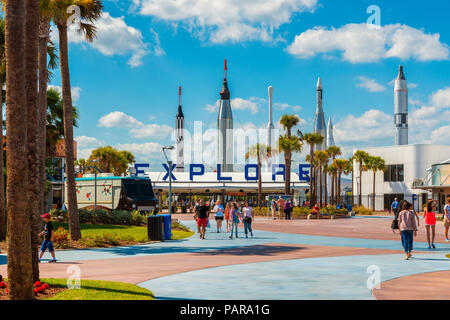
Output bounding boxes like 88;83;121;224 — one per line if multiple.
39;213;56;263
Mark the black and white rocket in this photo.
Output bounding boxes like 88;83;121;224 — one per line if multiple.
314;77;327;150
394;65;408;145
217;59;234;172
175;86;184;172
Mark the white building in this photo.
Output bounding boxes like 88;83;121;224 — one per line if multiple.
353;144;450;211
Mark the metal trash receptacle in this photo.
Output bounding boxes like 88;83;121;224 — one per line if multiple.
148;215;164;241
160;214;172;240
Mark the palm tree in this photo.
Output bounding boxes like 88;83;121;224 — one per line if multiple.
246;143;276;206
5;0;35;300
315;150;328;206
352;150;370;206
54;0;103;240
0;17;5;241
304;133;324;207
326;163;338;206
326;146;341;204
88;146;135;176
365;156;386;211
335;159;348;205
279;114;301;195
348;156;355;206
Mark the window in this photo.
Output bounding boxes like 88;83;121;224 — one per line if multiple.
384;164;404;182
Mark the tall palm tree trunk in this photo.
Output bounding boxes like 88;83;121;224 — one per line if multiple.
338;172;342;204
25;0;41;282
318;166;322;206
5;0;34;300
0;82;5;241
331;173;335;205
351;167;354;206
257;159;262;207
57;24;81;240
285;152;291;195
359;165;363;206
323;171;327;206
372;171;376;211
38;18;50;215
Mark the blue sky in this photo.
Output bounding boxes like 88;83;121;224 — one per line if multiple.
48;0;450;168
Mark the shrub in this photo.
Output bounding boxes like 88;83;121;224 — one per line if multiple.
53;227;70;248
353;205;373;215
171;219;191;232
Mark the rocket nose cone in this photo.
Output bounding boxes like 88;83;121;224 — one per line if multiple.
317;77;322;89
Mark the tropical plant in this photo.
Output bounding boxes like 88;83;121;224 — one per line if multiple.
5;0;35;300
88;146;135;176
279;114;302;195
303;133;324;207
365;156;386;210
334;159;349;205
326;146;341;204
352;150;370;206
315;150;328;206
53;0;104;241
246;143;276;207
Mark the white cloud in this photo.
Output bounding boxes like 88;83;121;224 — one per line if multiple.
430;125;450;145
431;87;450;108
75;136;103;148
356;76;385;92
77;148;95;160
274;102;302;111
98;111;173;139
53;12;162;67
48;85;82;102
134;0;318;43
287;23;449;63
334;109;393;143
98;111;143;128
116;142;163;156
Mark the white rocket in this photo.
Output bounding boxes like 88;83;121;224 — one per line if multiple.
314;77;327;150
267;86;275;171
175;86;184;172
326;118;335;148
217;59;234;172
394;65;408;145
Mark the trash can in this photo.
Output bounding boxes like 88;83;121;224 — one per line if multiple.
148;215;164;241
160;214;172;240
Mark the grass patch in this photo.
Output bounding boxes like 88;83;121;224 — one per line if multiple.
52;221;194;248
41;278;154;300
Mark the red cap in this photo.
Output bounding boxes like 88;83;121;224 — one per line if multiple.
41;213;51;219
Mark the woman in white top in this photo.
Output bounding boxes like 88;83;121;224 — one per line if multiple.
242;200;254;238
213;200;225;233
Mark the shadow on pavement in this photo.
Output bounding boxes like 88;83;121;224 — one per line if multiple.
190;244;304;256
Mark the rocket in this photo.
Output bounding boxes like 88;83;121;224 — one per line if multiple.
326;118;335;148
394;65;408;145
314;77;327;150
217;59;234;172
267;86;275;171
175;86;184;172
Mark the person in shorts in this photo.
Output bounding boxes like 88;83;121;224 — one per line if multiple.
39;213;56;263
213;200;225;233
444;197;450;242
195;199;209;240
423;200;436;249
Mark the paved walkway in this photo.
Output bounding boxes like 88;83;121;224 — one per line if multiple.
0;216;449;299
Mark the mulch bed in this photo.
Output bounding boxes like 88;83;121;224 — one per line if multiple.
0;285;67;300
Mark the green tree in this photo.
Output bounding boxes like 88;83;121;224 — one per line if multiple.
54;0;103;241
303;133;324;207
365;156;386;210
334;159;349;205
352;150;370;206
88;146;135;176
315;150;328;206
326;146;341;204
279;114;302;195
246;143;277;207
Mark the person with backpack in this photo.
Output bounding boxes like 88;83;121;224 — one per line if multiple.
398;201;417;260
39;213;57;263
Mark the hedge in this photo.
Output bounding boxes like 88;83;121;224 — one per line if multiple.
50;208;147;226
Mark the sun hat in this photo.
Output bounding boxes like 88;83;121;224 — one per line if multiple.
40;213;51;219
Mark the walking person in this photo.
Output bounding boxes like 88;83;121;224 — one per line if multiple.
213;200;225;233
39;213;57;263
271;198;277;220
242;200;254;238
444;197;450;242
277;197;285;220
225;201;231;232
423;200;437;249
229;202;242;239
391;197;400;218
398;201;418;260
195;199;210;240
284;199;293;220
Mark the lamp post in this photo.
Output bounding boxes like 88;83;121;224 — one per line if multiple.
162;146;175;216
